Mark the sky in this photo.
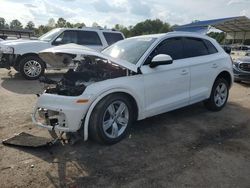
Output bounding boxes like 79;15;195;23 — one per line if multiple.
0;0;250;27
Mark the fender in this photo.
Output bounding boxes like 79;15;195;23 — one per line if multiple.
82;88;143;141
207;67;233;99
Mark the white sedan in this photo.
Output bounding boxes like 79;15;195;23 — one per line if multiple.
32;32;233;144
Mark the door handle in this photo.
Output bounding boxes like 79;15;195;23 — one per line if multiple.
181;69;188;75
212;63;218;68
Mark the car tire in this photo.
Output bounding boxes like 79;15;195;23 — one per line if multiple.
19;55;45;80
89;94;134;144
204;78;229;111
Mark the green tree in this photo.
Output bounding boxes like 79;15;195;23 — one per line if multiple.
25;21;35;30
73;22;85;28
10;19;23;29
131;19;170;36
34;25;51;36
66;22;73;28
114;24;130;37
0;17;6;29
56;17;67;28
113;19;171;38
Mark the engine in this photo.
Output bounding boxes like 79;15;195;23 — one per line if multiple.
40;56;127;96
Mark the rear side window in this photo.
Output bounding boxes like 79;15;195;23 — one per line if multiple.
77;31;102;45
156;37;184;60
203;39;218;54
103;32;124;45
183;37;209;58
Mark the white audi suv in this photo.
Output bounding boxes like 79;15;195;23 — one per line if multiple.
32;32;233;144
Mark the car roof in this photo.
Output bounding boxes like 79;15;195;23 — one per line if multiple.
130;31;213;41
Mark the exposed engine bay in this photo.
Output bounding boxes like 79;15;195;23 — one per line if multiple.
39;56;129;96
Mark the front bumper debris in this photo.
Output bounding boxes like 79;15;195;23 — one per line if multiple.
2;132;55;147
32;93;90;132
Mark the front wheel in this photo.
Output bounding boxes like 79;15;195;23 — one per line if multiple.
19;56;45;80
89;94;134;144
204;78;229;111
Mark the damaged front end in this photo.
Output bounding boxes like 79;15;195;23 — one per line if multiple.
38;44;135;97
31;44;137;144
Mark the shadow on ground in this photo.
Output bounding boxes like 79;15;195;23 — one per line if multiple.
6;101;250;188
1;71;64;94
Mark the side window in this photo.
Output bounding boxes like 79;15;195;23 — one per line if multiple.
183;37;209;58
55;30;77;44
77;31;102;45
103;32;124;45
203;39;218;54
156;37;184;60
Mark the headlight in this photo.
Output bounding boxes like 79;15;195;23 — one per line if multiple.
0;46;14;54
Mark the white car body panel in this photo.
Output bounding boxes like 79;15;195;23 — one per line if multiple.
0;39;51;54
140;59;190;117
32;32;234;141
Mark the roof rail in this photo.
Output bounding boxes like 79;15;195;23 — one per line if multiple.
81;26;118;31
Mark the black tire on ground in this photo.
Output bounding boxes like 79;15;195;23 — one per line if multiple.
89;94;134;145
19;55;45;80
204;78;229;111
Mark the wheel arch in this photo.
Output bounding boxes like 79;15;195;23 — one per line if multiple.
15;53;46;68
82;89;141;141
215;70;233;88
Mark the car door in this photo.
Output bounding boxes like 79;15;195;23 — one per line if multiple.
182;37;220;104
140;37;190;117
77;31;103;51
52;30;78;45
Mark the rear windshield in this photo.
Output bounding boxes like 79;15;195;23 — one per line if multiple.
103;32;124;45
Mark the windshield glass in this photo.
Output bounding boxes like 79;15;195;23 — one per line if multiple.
39;28;61;42
102;37;156;64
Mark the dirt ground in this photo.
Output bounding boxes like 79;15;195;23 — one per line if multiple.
0;69;250;188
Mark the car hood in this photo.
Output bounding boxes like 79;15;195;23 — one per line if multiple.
39;43;138;72
0;39;40;45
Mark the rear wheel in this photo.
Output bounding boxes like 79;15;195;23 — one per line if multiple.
204;78;229;111
19;56;45;80
89;94;134;144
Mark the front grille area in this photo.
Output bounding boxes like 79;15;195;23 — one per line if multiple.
239;63;250;72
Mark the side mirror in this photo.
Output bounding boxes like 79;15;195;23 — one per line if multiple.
53;38;63;45
150;54;173;68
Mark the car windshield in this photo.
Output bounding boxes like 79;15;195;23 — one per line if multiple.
102;37;156;64
39;28;61;42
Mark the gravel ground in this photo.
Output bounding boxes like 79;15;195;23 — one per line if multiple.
0;69;250;188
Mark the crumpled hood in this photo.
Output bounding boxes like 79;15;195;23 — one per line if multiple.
39;43;138;72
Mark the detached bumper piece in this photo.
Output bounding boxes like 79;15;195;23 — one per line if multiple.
2;132;55;148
